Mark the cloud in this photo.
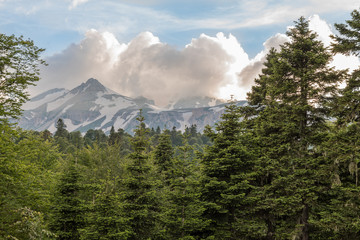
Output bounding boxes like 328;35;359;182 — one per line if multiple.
36;30;249;105
36;29;126;93
237;14;360;92
237;33;289;89
308;14;360;71
307;0;359;12
33;15;360;105
182;0;359;29
68;0;89;9
308;14;333;47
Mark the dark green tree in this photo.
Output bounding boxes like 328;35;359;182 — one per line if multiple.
50;161;85;240
164;134;205;239
242;17;345;239
54;119;71;153
108;126;117;146
84;129;108;148
201;101;254;239
82;178;129;240
170;126;183;146
54;118;69;139
69;131;84;149
121;110;158;239
317;123;360;239
318;9;360;238
331;9;360;56
153;131;174;183
331;8;360;126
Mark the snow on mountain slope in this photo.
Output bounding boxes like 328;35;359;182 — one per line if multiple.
167;96;227;109
23;88;68;110
18;78;247;134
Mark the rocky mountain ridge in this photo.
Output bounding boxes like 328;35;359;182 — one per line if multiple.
18;78;246;134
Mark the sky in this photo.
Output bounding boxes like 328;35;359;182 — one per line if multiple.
0;0;359;106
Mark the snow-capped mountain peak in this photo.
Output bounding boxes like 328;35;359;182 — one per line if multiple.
70;78;107;94
18;78;246;134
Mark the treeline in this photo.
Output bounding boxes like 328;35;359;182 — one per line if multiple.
0;114;210;240
52;118;211;153
1;9;360;240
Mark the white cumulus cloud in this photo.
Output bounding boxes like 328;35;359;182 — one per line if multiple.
33;15;360;105
35;30;249;105
237;14;360;94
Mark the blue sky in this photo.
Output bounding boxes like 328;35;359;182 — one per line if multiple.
1;0;358;57
1;0;359;104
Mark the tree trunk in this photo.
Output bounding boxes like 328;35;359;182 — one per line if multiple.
265;214;275;240
299;204;309;240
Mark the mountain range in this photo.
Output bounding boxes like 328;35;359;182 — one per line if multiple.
18;78;247;134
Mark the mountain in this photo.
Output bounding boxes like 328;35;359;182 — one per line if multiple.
167;96;226;109
18;78;246;134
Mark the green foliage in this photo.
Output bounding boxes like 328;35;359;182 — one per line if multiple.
3;10;360;240
0;126;60;239
69;131;84;149
316;123;360;239
153;132;174;182
0;33;46;122
81;179;129;240
332;8;360;56
241;16;346;239
84;129;108;148
201;101;254;239
121;110;159;239
331;70;360;125
50;161;85;240
7;207;56;240
170;126;183;146
160;134;205;239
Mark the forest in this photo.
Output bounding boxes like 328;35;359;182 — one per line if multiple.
1;9;360;240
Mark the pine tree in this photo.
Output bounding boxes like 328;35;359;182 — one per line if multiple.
50;161;85;240
82;179;129;240
162;133;204;239
243;17;345;239
54;118;71;153
331;8;360;56
153;131;174;183
122;110;158;239
201;101;254;239
331;8;360;125
108;126;117;146
318;9;360;238
54;118;69;139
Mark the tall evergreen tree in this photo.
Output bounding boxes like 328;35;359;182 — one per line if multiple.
331;9;360;56
108;126;117;146
153;131;174;183
54;118;71;153
162;133;204;239
331;8;360;126
319;8;360;238
82;178;129;240
54;119;69;139
50;161;85;240
122;110;158;239
242;17;345;239
201;101;254;239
